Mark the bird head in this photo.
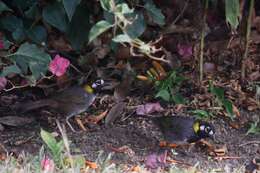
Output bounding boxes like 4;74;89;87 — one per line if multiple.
193;121;215;139
83;79;105;94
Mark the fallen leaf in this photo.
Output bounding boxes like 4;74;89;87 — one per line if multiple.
75;117;87;131
0;116;34;126
85;160;98;169
49;55;70;77
86;110;108;124
136;102;164;115
145;151;167;169
0;77;7;91
105;102;126;126
0;39;4;49
177;43;193;60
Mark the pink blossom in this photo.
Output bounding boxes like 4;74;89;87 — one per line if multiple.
0;40;4;49
49;54;70;77
0;77;7;91
41;157;55;173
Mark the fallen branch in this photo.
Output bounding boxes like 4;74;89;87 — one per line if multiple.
239;141;260;147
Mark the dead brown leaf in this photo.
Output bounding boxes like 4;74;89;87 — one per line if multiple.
105;102;126;126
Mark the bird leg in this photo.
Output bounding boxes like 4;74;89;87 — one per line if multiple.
66;116;77;132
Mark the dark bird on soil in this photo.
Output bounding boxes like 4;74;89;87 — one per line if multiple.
151;116;215;145
13;79;105;131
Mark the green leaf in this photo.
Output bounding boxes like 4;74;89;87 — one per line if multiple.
246;121;260;135
0;1;12;13
100;0;112;11
8;43;51;81
116;3;134;14
40;129;64;165
191;109;211;119
223;99;234;118
156;89;170;101
112;34;132;43
144;0;165;26
0;65;22;77
12;0;36;11
125;13;146;39
25;3;40;19
88;20;112;43
12;27;26;42
225;0;240;29
66;1;90;50
42;2;68;32
62;0;81;21
0;15;23;32
210;86;225;100
26;25;47;44
172;93;185;104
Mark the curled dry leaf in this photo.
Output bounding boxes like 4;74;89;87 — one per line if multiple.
86;110;108;124
136;102;164;115
105;102;126;125
85;160;98;169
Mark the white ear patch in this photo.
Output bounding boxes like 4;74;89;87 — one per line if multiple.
209;130;214;135
92;83;97;88
200;125;205;131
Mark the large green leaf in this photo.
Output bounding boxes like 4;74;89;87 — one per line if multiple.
156;89;170;101
125;12;146;39
115;3;134;14
12;0;36;11
42;2;68;32
26;25;47;44
225;0;240;29
8;43;51;81
0;15;23;32
62;0;81;21
66;1;90;50
144;0;165;26
88;20;112;43
100;0;112;11
0;65;22;77
112;34;132;43
0;1;12;13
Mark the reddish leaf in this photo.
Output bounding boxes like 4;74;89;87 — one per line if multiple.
49;54;70;77
0;77;7;91
0;40;4;49
145;151;167;169
136;102;164;115
177;44;193;59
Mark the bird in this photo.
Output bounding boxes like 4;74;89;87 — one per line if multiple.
13;79;105;131
150;115;215;146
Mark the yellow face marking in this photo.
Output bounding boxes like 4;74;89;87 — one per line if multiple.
193;121;200;133
83;85;94;94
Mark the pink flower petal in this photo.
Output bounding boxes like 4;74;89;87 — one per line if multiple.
136;102;164;115
0;77;7;91
49;54;70;77
41;157;55;172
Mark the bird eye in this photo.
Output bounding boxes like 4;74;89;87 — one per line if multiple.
205;126;211;133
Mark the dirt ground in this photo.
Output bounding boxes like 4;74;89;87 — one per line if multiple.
0;101;259;172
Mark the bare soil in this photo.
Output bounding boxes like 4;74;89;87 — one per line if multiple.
0;102;259;172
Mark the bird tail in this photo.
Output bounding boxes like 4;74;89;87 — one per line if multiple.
12;99;57;113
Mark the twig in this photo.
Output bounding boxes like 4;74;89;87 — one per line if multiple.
214;156;241;161
171;0;190;25
239;141;260;147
